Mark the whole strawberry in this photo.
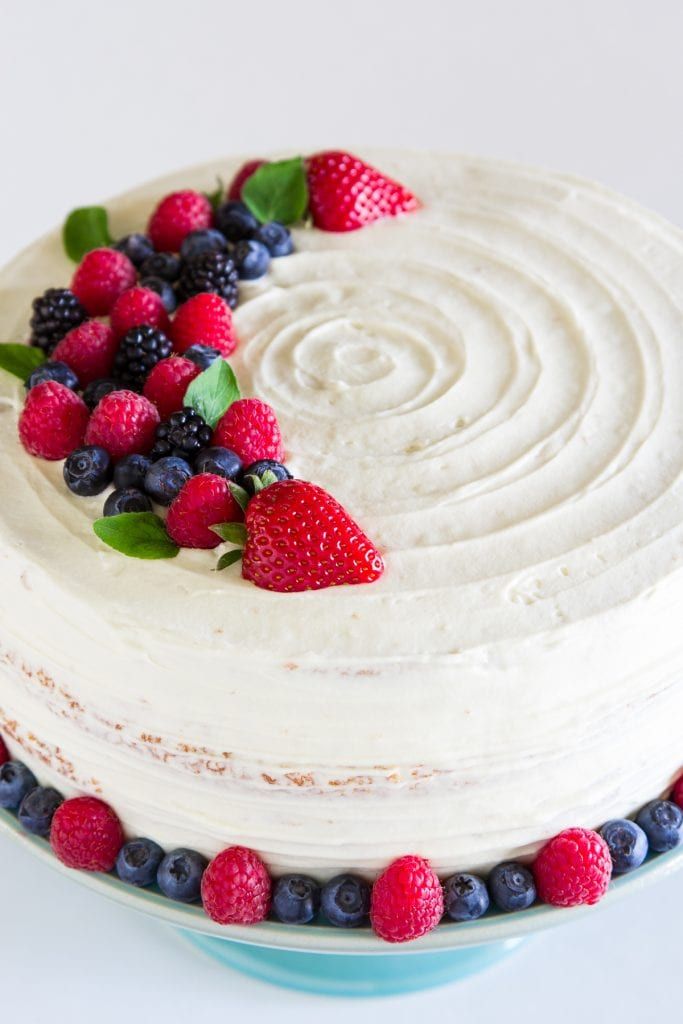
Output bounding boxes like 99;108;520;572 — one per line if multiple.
50;795;124;872
52;320;119;385
533;828;612;907
166;473;243;548
241;480;384;592
143;356;200;419
85;390;159;461
370;855;443;943
19;381;90;460
170;292;237;357
307;151;419;232
213;398;284;465
201;846;272;925
71;247;137;315
110;286;171;338
227;159;266;201
148;190;213;252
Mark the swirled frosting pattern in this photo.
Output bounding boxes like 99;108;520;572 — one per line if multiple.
1;151;683;874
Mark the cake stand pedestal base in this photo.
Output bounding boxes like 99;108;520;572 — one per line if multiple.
178;930;527;997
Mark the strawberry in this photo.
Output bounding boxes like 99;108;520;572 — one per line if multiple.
239;480;384;592
306;151;419;232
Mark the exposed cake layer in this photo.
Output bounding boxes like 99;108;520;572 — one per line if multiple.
1;151;683;874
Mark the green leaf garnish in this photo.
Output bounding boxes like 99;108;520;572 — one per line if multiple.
0;343;46;380
62;206;113;262
215;549;243;571
228;482;250;512
93;513;179;560
210;521;247;545
242;157;308;225
183;358;241;429
205;176;225;213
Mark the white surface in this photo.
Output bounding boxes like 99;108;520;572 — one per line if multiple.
1;0;682;1019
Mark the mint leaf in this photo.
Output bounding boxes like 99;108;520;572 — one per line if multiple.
63;206;112;262
216;549;243;571
205;176;225;213
242;157;308;225
0;343;46;380
228;482;250;512
184;358;240;429
93;512;179;560
211;522;247;545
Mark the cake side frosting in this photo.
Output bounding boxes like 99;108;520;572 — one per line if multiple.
1;150;683;874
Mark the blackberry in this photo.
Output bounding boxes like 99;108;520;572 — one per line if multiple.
29;288;88;354
177;250;239;307
150;408;212;462
113;325;172;391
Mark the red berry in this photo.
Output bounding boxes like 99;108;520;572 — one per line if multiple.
170;293;237;357
242;480;385;593
0;736;8;765
143;356;200;419
201;846;271;925
110;286;170;338
307;151;419;233
166;473;242;549
71;247;137;316
147;190;213;252
50;796;123;871
370;855;443;943
213;398;284;465
52;320;119;385
19;381;89;460
672;775;683;809
227;159;266;201
533;828;612;907
85;390;159;461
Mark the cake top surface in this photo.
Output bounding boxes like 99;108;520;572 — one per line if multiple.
2;149;683;668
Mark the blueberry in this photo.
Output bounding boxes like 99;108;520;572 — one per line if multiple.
233;239;270;280
18;786;63;836
194;446;242;480
103;487;152;516
140;275;177;313
180;229;228;263
0;761;37;810
63;446;112;497
140;252;181;283
272;874;321;925
157;848;207;902
241;459;292;495
114;233;155;268
636;800;683;853
82;378;121;410
113;453;152;491
183;344;222;370
25;360;79;391
488;861;536;912
215;200;259;242
255;221;293;257
321;873;370;928
443;872;490;921
144;456;193;505
116;837;165;887
599;819;649;874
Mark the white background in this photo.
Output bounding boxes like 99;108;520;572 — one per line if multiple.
1;1;682;1019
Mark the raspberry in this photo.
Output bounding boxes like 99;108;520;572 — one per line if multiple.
19;381;90;460
113;324;173;391
672;775;683;809
143;357;200;419
201;846;271;925
110;286;171;338
213;398;284;465
370;855;444;943
85;390;159;461
29;287;88;354
176;251;239;307
52;320;119;386
71;247;137;316
166;473;243;548
227;159;266;201
170;293;237;357
147;190;213;252
0;736;8;765
50;795;123;872
533;828;612;907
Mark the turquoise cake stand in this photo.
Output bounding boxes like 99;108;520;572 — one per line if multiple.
2;809;682;997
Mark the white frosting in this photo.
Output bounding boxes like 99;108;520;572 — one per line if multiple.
2;150;683;876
